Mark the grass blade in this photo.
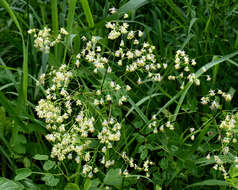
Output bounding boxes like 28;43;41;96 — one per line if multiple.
126;93;162;117
80;0;94;28
184;179;228;189
1;0;28;103
51;0;59;34
94;0;149;28
0;0;22;33
119;0;148;13
63;0;77;65
22;42;28;103
172;51;238;122
51;0;59;64
165;0;186;23
127;96;149;123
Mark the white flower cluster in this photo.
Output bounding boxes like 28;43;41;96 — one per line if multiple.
98;118;121;147
168;50;200;89
206;112;238;180
148;114;174;133
219;112;238;144
35;99;61;123
49;64;73;88
207;153;238;180
106;22;129;40
35;62;126;178
38;104;95;162
212;155;228;179
201;89;232;110
121;152;154;177
73;111;95;137
82;164;99;178
35;65;92;161
76;36;109;72
106;21;161;84
28;27;68;53
49;132;91;161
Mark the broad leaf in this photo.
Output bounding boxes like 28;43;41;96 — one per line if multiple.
41;174;59;187
15;168;32;181
43;160;55;171
104;168;122;189
0;177;24;190
33;154;49;161
64;183;80;190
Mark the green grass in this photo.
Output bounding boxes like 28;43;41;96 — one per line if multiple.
0;0;238;189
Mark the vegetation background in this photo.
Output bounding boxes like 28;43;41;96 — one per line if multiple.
0;0;238;189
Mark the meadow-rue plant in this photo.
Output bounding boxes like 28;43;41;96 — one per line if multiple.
28;27;68;54
27;9;237;189
2;0;238;189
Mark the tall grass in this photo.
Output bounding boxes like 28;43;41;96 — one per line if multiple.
0;0;238;189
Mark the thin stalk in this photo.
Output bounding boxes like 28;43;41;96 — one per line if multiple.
75;162;81;185
63;0;77;65
51;0;59;65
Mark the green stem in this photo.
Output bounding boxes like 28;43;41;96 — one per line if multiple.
75;162;81;185
51;0;59;65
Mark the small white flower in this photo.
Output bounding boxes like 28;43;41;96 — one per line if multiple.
60;28;68;35
138;30;143;37
123;13;128;18
109;7;117;14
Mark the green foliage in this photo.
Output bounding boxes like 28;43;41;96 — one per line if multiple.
1;0;238;190
33;154;49;161
15;168;32;181
104;169;123;189
65;183;81;190
41;174;60;186
0;177;24;190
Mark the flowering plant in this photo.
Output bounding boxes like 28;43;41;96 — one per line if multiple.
26;10;238;188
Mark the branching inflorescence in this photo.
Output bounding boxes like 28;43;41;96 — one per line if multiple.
30;12;234;182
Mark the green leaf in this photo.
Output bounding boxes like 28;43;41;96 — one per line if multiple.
119;0;149;13
0;177;24;190
41;174;59;187
104;168;122;189
95;0;149;27
21;178;40;190
43;160;55;171
62;0;77;65
11;133;27;154
127;97;149;124
138;145;147;160
80;0;94;28
0;0;22;33
84;179;91;190
15;168;32;181
51;0;58;34
126;93;162;118
88;179;100;190
33;154;49;161
230;166;238;178
156;185;162;190
64;183;80;190
185;179;229;189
